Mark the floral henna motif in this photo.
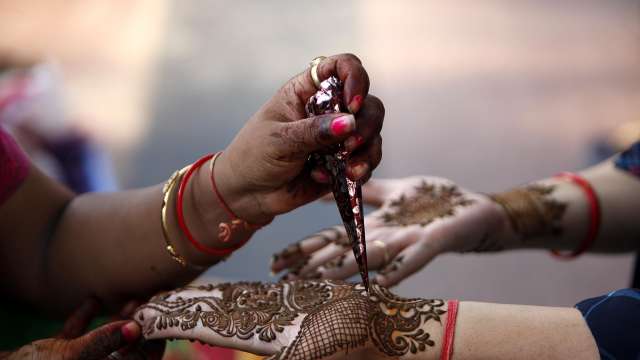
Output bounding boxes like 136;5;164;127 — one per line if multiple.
137;281;446;359
138;282;296;342
490;184;567;240
381;182;475;227
368;285;446;356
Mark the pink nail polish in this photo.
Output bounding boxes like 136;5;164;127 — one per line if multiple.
330;115;355;136
121;322;139;343
349;95;363;113
313;169;330;183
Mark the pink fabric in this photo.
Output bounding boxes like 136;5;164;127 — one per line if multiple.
0;127;29;205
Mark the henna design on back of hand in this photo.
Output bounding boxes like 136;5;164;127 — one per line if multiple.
136;280;446;359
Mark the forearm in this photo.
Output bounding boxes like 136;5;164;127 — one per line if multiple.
491;160;640;253
0;161;256;314
446;302;598;360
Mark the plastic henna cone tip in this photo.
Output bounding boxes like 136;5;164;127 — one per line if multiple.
306;76;370;292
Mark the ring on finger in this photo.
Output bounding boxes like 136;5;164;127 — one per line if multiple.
371;240;390;266
309;56;326;89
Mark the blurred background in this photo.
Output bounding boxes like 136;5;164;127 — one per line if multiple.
1;0;639;317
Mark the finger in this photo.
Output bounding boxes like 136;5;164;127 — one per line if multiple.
346;135;382;181
362;179;396;207
274;113;356;159
70;320;141;359
352;95;385;143
375;239;440;287
58;297;102;339
318;228;415;280
284;53;369;113
285;227;389;279
281;243;349;280
310;166;331;184
271;226;347;273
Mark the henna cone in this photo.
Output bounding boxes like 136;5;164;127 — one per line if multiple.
306;76;369;291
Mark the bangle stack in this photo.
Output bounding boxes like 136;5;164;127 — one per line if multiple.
160;152;263;266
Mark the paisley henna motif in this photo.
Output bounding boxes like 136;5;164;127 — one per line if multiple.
137;281;446;359
381;181;475;227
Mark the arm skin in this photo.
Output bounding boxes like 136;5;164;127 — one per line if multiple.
494;159;640;253
443;301;598;360
130;280;598;360
0;162;237;315
0;53;385;316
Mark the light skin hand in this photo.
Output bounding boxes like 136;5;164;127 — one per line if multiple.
271;176;509;287
133;280;598;360
134;280;446;360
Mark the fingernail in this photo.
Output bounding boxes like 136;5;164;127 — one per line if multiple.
348;95;363;113
312;168;331;183
121;321;140;343
344;134;364;152
349;162;369;180
330;115;355;137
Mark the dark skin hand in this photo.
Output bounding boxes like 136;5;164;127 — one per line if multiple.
0;298;164;360
216;53;384;222
0;53;383;355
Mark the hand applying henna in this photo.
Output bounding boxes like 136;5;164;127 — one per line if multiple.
306;72;371;292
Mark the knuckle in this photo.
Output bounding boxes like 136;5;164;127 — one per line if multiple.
339;53;362;65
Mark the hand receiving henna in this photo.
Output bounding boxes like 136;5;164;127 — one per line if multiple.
271;177;512;287
134;280;447;360
213;53;384;224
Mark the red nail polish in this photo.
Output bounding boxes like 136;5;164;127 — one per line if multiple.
354;134;364;146
348;95;363;113
314;169;330;183
330;115;355;136
121;322;139;343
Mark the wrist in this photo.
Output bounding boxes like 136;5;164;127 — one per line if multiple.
213;151;275;225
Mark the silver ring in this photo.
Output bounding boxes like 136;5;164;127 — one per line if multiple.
372;240;390;266
309;56;326;89
107;351;123;360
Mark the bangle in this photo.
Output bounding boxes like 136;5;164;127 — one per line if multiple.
161;166;191;267
176;154;250;257
209;152;265;242
551;172;601;259
440;299;460;360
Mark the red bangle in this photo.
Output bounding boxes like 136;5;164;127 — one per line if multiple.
440;299;459;360
176;154;249;257
551;172;601;259
209;152;266;243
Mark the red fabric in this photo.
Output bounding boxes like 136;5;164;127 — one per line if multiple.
440;299;460;360
0;127;29;205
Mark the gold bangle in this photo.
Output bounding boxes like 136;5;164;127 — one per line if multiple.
161;166;191;267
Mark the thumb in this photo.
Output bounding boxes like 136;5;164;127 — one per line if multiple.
362;179;394;207
276;113;355;158
68;320;140;359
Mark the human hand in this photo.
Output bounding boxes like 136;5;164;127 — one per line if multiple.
213;53;384;224
0;298;164;360
271;177;510;287
134;280;447;360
